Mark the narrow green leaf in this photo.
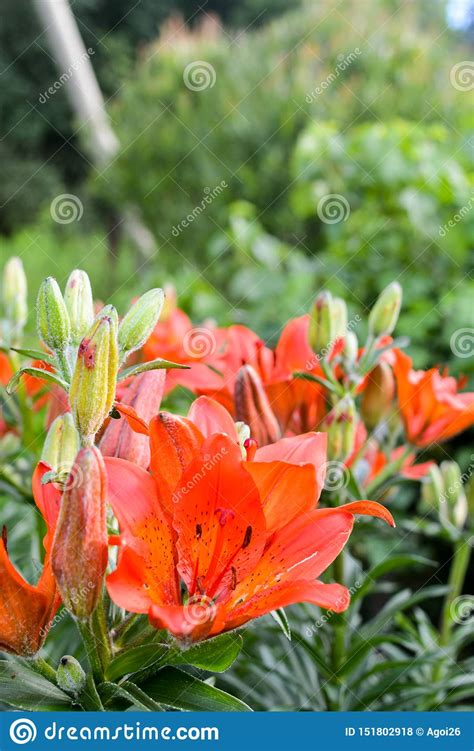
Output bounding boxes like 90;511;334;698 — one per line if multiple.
0;661;74;711
270;609;291;640
107;633;242;681
293;371;342;395
9;347;55;365
118;358;190;381
138;667;252;711
351;555;435;604
6;367;68;395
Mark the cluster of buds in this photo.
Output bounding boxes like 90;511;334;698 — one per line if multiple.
421;461;470;532
7;269;168;446
323;396;356;462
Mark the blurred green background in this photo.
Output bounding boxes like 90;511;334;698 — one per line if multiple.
1;0;473;373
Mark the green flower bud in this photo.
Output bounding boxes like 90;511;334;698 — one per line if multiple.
2;256;27;344
343;331;359;364
64;270;94;343
69;313;118;445
96;303;119;328
421;465;444;514
332;297;348;338
118;288;164;359
309;291;335;354
37;277;71;352
361;362;395;430
325;396;356;462
41;413;80;477
368;282;402;338
440;461;468;530
57;656;86;697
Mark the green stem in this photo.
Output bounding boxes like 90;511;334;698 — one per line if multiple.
91;598;112;670
26;656;57;683
77;619;105;684
55;348;71;383
331;553;346;678
78;674;104;711
432;539;471;687
365;445;413;497
439;539;471;647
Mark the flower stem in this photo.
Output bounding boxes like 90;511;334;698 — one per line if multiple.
27;656;57;683
77;618;105;684
331;553;346;679
365;445;413;497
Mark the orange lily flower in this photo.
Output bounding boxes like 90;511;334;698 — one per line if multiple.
393;350;474;446
105;396;394;640
0;463;61;655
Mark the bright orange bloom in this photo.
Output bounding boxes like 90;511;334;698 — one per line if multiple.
105;396;394;640
0;463;61;655
393;350;474;447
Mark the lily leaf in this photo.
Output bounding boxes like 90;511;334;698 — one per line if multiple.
9;347;55;365
107;632;243;681
138;666;252;711
270;609;291;640
351;555;435;604
6;367;68;395
0;661;74;711
118;358;190;382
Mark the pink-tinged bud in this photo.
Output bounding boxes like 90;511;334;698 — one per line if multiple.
368;282;402;338
324;396;356;462
52;446;108;620
361;362;395;429
69;313;118;445
234;364;281;446
100;370;165;467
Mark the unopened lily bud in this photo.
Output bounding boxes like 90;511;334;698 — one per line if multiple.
368;282;402;338
41;413;80;477
96;303;119;328
325;397;356;462
309;291;334;354
57;656;86;697
100;369;165;467
234;364;281;446
332;297;348;338
2;257;27;343
37;276;71;352
440;461;468;530
361;362;395;429
343;331;359;364
52;446;108;620
421;465;444;513
69;314;118;445
64;270;94;343
118;288;165;359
